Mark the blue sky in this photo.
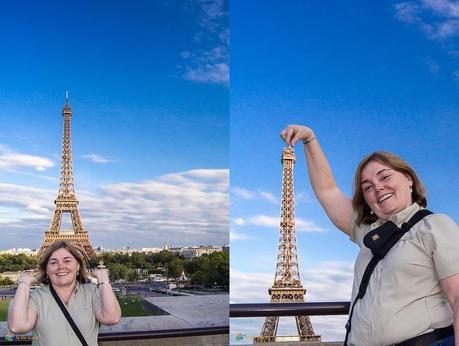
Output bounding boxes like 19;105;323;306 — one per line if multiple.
230;0;459;343
0;0;229;249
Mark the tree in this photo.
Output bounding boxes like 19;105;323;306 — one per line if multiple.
167;258;184;279
0;275;14;286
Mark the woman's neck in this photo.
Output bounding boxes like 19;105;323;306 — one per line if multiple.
52;281;77;302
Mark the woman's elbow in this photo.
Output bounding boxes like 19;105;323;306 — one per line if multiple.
100;313;121;326
8;321;32;334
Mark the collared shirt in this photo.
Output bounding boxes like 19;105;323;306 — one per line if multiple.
28;282;102;346
348;203;459;346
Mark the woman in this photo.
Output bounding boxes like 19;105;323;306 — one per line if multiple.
8;240;121;346
280;124;459;346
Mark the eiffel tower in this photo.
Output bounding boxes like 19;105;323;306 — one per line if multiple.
37;94;96;260
254;146;320;343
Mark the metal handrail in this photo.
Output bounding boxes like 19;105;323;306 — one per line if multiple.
230;301;350;318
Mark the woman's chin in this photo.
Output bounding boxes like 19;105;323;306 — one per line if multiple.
51;276;75;286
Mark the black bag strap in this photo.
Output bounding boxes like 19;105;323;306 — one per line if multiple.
49;283;89;346
344;209;433;346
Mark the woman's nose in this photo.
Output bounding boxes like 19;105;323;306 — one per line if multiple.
375;182;384;191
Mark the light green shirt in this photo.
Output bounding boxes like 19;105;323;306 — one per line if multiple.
349;203;459;346
29;283;102;346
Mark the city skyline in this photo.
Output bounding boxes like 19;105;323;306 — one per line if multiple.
0;1;229;249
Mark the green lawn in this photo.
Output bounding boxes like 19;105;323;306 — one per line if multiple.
0;294;160;321
117;294;151;317
0;297;12;321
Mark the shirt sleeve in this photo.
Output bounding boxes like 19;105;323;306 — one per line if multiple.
419;214;459;280
350;210;366;247
28;289;39;313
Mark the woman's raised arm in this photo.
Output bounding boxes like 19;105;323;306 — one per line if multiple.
280;124;353;236
7;272;38;334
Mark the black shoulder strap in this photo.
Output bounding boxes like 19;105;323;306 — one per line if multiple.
49;283;89;346
402;209;433;230
344;209;432;346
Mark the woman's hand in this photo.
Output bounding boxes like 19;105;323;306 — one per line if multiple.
17;271;38;286
280;124;315;146
90;268;110;283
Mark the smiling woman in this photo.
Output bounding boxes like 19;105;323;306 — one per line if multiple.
7;241;121;346
280;124;459;346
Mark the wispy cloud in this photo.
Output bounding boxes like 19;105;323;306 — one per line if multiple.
231;187;278;204
230;229;252;241
82;154;113;164
230;261;353;342
179;0;229;85
394;1;459;78
394;1;459;39
0;169;229;249
234;214;325;233
0;145;54;172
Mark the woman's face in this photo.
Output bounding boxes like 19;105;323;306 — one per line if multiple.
360;160;413;221
46;248;79;287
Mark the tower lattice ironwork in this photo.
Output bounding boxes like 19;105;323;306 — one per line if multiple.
254;147;321;344
37;95;96;260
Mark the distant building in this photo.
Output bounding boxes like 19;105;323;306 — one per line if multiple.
0;248;37;256
180;245;222;260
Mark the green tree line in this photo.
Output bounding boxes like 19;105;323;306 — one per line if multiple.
0;250;229;289
0;254;37;272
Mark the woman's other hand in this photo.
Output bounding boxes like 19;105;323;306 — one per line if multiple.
90;268;110;284
280;124;315;146
17;271;38;286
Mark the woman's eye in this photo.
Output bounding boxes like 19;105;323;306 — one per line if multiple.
364;185;373;192
382;175;391;180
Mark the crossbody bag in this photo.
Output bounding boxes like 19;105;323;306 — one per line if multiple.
343;209;433;346
49;283;89;346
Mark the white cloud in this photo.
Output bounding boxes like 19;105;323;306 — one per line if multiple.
394;1;459;39
434;19;459;38
231;187;279;204
259;191;277;204
0;145;54;172
395;2;422;24
82;154;113;164
423;0;459;17
179;0;228;85
394;1;459;79
231;187;255;200
0;169;229;249
244;215;324;233
233;217;246;225
230;229;251;241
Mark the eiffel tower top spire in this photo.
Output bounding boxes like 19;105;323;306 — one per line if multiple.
58;92;76;199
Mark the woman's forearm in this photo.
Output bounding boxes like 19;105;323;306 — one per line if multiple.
303;135;338;199
280;124;353;234
8;283;33;333
98;284;121;325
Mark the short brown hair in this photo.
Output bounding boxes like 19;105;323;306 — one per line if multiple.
38;241;87;285
352;151;427;226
